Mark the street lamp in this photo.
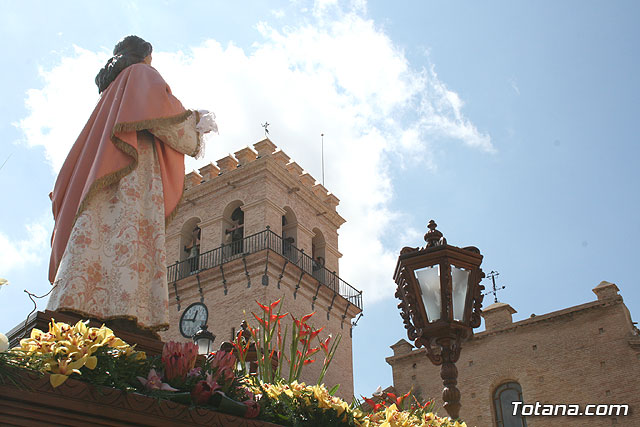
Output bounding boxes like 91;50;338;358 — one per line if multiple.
193;324;216;355
394;220;485;419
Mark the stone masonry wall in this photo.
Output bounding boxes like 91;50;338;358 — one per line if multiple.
386;282;640;426
161;139;361;400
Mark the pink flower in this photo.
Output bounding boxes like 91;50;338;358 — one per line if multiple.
162;341;198;381
187;367;203;378
191;373;220;405
137;369;178;391
211;350;236;382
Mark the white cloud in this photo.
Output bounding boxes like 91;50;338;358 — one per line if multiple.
17;46;109;173
16;1;491;304
0;218;50;275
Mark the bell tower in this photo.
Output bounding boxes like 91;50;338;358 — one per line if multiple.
163;138;363;398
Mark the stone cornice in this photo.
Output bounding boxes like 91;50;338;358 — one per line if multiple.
474;297;624;340
263;157;346;229
182;156;269;202
181;150;346;230
199;215;224;227
324;244;343;260
385;296;631;364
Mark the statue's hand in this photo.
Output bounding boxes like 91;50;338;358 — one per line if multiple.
196;110;218;134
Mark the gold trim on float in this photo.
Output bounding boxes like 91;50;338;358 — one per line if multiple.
56;307;170;334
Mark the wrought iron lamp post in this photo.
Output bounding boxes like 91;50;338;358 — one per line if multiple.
394;220;485;419
193;324;216;355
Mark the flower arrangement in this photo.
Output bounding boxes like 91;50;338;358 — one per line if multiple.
235;298;341;386
235;300;465;426
11;319;146;387
0;307;465;426
250;380;465;427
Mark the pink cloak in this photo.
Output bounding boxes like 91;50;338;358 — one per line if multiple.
49;63;191;284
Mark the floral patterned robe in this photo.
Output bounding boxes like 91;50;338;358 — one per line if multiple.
46;115;200;331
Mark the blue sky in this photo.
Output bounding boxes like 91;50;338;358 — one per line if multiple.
1;0;639;399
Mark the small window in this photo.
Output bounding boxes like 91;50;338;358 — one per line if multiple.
493;382;527;427
178;217;201;278
311;228;326;284
281;207;298;262
222;202;244;258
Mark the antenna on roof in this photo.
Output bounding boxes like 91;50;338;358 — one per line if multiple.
483;270;506;304
321;133;325;186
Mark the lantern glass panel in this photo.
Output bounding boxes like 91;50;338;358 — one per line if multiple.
451;265;470;322
415;265;441;322
196;336;212;355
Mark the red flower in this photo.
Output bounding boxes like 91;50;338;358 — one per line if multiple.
233;330;250;359
308;327;324;339
243;399;260;418
363;396;385;412
270;312;288;323
252;312;267;328
320;336;331;355
290;312;315;328
256;299;281;315
387;391;411;408
301;312;315;323
191;373;220;405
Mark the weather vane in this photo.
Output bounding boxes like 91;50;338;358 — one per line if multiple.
483;270;506;304
262;122;270;139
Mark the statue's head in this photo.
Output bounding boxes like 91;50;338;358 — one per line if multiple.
113;35;153;64
95;35;154;93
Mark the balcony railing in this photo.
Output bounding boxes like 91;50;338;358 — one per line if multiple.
167;228;363;310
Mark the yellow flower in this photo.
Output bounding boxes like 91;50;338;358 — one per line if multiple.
47;356;87;387
9;319;139;388
30;328;45;341
72;320;89;337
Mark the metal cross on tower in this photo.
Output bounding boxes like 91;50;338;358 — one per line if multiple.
262;122;270;138
483;270;506;304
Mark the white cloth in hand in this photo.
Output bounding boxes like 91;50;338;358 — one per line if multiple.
196;110;218;134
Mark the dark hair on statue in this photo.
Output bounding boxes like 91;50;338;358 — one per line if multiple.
95;35;153;93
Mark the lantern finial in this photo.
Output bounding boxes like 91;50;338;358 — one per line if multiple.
424;220;447;248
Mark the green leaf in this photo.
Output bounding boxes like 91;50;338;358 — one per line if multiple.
328;383;340;396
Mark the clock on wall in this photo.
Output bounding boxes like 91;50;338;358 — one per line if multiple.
179;302;209;338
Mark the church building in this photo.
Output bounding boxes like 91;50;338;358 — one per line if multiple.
161;138;363;398
386;281;640;426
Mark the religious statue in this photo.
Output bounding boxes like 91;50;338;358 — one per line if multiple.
46;36;217;336
184;225;201;274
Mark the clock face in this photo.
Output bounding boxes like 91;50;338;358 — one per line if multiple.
179;302;209;338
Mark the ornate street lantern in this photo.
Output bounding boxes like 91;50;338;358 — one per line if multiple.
193;324;216;355
394;220;485;419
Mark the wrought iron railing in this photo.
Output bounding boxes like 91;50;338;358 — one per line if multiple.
167;228;363;310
